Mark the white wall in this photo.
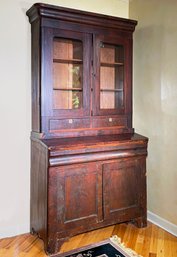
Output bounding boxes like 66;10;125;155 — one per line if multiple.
0;0;129;238
130;0;177;226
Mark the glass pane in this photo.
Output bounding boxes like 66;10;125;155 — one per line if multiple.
100;43;124;109
53;90;82;109
53;38;83;60
53;38;83;110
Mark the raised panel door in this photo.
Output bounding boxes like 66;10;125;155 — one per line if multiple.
103;158;146;222
48;162;103;237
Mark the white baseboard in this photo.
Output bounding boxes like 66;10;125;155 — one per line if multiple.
0;222;29;239
147;210;177;237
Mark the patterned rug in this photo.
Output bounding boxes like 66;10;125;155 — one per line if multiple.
55;236;142;257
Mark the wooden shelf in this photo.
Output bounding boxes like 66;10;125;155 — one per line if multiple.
100;88;123;92
101;62;124;67
53;87;83;91
53;58;83;64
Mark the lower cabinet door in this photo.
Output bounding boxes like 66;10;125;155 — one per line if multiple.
48;162;102;236
103;157;146;222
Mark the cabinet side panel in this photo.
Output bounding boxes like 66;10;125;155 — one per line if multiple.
31;140;48;244
125;38;133;128
31;20;41;132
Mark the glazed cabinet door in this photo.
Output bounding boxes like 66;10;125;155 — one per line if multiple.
41;28;92;119
48;162;102;237
93;34;132;117
103;157;146;223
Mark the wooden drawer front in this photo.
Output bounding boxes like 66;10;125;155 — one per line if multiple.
92;116;127;128
49;118;90;130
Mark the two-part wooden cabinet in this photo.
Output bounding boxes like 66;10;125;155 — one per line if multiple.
27;3;148;254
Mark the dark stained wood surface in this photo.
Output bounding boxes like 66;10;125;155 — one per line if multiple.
27;3;148;254
26;3;137;31
31;134;148;254
41;133;148;149
26;3;137;139
31;19;41;132
30;140;48;247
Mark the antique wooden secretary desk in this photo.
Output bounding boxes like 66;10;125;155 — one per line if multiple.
26;3;148;254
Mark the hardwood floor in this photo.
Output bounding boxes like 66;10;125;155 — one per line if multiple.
0;222;176;257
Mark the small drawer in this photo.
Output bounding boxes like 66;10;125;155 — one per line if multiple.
92;116;127;128
50;118;90;130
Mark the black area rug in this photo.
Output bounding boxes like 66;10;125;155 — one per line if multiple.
55;238;142;257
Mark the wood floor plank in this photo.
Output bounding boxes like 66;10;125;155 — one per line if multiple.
157;227;165;257
0;222;177;257
133;226;146;255
141;224;152;257
149;223;158;256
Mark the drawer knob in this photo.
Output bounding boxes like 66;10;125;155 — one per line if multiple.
68;119;73;124
109;117;112;122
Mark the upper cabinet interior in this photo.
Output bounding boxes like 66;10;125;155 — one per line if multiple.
26;3;137;138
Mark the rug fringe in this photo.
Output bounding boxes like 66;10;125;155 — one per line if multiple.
110;235;143;257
